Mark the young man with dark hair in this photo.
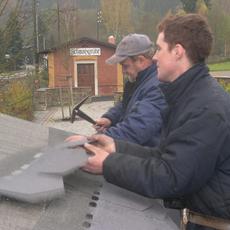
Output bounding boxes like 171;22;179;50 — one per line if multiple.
77;14;230;230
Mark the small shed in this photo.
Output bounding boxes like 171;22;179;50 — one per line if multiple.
42;37;123;96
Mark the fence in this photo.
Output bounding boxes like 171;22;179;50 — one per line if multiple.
33;87;92;111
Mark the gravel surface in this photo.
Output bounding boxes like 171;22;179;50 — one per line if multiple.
33;101;114;136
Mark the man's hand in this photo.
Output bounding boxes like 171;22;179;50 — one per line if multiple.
94;117;112;132
88;134;116;153
82;143;111;174
65;135;87;143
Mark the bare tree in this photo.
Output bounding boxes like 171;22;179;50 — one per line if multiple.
219;0;230;15
196;0;209;15
208;0;230;57
100;0;133;41
59;0;79;42
0;0;9;16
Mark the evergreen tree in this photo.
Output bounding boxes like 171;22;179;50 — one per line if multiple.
181;0;197;12
180;0;211;13
4;10;23;70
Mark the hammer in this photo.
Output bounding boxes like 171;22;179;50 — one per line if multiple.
71;96;96;125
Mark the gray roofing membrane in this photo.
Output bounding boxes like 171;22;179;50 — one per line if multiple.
0;113;179;229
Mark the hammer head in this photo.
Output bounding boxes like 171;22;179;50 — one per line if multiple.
73;96;90;111
71;96;89;123
71;96;96;125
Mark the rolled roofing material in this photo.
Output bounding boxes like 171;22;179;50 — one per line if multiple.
0;173;64;203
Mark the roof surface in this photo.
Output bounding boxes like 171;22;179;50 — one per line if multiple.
40;37;116;54
0;113;179;230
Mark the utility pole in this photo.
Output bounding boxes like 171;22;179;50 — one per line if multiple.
36;2;39;53
96;9;102;40
57;0;61;44
32;0;39;87
96;0;102;40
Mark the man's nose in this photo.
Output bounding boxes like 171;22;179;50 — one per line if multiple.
153;53;159;64
152;53;157;62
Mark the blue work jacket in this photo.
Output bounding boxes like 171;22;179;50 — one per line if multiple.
102;63;166;147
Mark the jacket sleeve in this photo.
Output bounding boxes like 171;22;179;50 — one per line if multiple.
114;139;160;158
104;87;166;146
102;102;123;125
103;108;226;199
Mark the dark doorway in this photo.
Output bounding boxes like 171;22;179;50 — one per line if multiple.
77;63;95;95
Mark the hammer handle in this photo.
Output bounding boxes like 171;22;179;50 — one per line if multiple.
76;109;96;125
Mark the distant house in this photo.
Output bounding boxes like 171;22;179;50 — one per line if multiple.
40;37;123;96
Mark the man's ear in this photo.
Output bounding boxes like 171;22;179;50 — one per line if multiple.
137;55;146;63
174;44;185;60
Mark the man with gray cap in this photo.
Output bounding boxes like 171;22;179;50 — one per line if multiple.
94;33;166;147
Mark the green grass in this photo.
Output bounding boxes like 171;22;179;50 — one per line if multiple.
208;61;230;71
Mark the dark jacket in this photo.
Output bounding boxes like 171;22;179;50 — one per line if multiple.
103;64;230;229
102;64;166;147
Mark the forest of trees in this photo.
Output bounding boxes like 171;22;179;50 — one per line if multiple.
0;0;230;72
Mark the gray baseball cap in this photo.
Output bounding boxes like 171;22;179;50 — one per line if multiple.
106;33;153;64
